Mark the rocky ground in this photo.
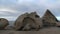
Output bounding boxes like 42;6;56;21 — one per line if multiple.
0;27;60;34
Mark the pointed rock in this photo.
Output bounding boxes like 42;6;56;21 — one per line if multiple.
42;9;58;27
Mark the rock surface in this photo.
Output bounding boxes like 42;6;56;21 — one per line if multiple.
42;9;58;27
14;12;42;31
0;18;9;29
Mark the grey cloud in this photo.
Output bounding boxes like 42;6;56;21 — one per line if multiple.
49;8;60;17
0;0;60;21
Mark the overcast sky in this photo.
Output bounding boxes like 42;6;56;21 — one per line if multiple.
0;0;60;21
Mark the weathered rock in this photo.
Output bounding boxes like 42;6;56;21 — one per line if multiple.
0;18;9;29
56;22;60;27
14;13;28;30
26;12;42;31
42;9;58;27
14;12;42;31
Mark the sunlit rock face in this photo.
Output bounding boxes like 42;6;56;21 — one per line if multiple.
0;18;9;29
42;9;58;27
14;12;42;31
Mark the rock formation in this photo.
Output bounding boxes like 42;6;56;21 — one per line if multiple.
56;22;60;27
0;18;9;29
42;9;58;27
14;12;42;31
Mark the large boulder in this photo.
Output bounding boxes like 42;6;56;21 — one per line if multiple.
42;9;58;27
14;12;42;31
0;18;9;29
14;13;29;30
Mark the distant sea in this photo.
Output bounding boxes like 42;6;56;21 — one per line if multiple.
9;21;15;26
